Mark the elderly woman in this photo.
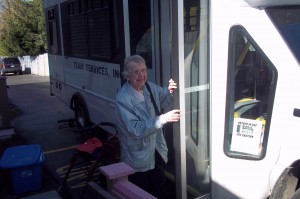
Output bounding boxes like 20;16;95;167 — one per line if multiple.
115;55;180;198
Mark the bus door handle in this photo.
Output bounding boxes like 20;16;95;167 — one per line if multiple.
293;108;300;117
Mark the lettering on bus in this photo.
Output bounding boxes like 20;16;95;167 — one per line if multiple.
86;64;108;76
113;69;120;78
74;62;84;70
73;61;120;79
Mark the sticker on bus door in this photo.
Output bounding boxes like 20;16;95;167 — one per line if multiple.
230;118;263;155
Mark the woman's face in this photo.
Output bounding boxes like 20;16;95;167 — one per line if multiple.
127;61;147;91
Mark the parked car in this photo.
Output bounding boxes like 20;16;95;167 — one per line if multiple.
0;57;22;75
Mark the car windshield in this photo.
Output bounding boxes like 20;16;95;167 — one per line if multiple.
4;58;20;63
267;6;300;64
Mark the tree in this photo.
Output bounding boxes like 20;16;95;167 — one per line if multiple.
0;0;47;56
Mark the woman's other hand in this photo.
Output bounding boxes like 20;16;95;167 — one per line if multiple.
168;79;177;94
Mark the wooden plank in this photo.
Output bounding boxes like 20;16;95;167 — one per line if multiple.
99;162;135;180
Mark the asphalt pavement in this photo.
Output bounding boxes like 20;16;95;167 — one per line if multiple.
0;74;100;199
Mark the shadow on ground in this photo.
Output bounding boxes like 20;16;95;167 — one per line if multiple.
0;103;177;199
0;103;59;199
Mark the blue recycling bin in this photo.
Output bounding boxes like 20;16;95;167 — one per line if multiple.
0;144;44;194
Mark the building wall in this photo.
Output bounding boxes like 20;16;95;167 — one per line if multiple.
19;53;49;76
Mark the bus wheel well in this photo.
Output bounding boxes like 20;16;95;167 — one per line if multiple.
70;93;91;128
270;161;300;199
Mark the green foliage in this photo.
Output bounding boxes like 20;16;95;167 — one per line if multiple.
0;0;47;56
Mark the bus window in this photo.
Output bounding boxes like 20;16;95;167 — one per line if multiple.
225;26;277;159
60;0;119;62
46;6;60;55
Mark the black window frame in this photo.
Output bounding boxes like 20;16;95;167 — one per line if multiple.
224;25;277;160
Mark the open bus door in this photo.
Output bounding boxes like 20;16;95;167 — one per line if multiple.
124;1;202;199
127;0;211;198
170;0;211;198
124;0;171;85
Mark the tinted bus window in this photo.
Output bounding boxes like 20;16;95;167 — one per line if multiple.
46;6;61;55
60;0;119;62
225;26;277;159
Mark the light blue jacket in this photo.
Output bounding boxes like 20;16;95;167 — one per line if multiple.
116;81;173;172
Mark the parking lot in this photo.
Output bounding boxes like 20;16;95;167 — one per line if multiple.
0;74;97;199
0;74;177;199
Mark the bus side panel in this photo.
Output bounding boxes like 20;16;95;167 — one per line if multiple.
64;57;120;101
63;83;118;126
209;2;292;198
49;54;67;103
63;57;121;124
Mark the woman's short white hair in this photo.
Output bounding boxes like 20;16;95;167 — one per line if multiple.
122;55;146;79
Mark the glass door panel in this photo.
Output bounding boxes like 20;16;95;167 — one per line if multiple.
183;0;210;198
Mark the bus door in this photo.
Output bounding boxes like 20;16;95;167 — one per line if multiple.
171;0;210;198
126;0;211;198
124;0;171;84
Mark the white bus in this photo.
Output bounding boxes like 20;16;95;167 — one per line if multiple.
44;0;300;198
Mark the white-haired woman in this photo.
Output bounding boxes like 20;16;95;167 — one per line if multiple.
116;55;180;198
